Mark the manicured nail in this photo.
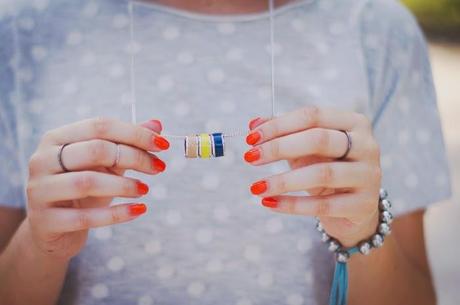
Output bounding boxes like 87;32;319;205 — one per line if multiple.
154;136;170;150
249;117;262;130
250;180;267;195
129;203;147;216
136;181;149;195
152;158;166;172
262;197;278;208
246;131;261;145
244;147;261;163
150;119;163;132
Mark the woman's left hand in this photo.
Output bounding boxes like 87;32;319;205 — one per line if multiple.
244;106;382;247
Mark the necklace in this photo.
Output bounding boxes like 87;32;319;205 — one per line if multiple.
128;0;277;158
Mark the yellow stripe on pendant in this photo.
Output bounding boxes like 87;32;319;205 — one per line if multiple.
199;133;212;159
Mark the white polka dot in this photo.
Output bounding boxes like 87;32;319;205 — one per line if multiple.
120;92;134;106
201;173;220;190
196;228;213;244
173;102;190;117
138;295;154;305
177;51;195;65
296;238;312;254
157;265;175;279
220;100;236;113
82;2;99;17
217;22;236;34
66;31;83;45
265;218;283;234
236;299;253;305
291;18;305;32
91;283;109;299
287;293;304;305
207;68;225;84
17;68;33;82
404;173;419;189
165;210;182;226
112;14;129;29
219;149;235;166
94;227;112;240
244;244;261;262
31;46;47;62
205;119;223;132
187;281;205;298
398;129;410;145
265;43;283;56
206;258;223;273
315;42;330;55
170;157;187;172
144;240;162;255
226;48;244;61
213;206;230;222
80;52;96;66
322;68;339;81
257;271;274;288
329;22;344;35
108;64;125;79
107;256;125;272
62;80;78;95
125;41;141;54
162;26;180;40
416;129;431;144
18;17;35;31
152;184;168;200
307;85;321;98
157;75;174;92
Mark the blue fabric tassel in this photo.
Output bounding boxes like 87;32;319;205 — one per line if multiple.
329;247;359;305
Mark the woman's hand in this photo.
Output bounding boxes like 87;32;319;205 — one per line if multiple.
25;117;169;260
244;106;381;247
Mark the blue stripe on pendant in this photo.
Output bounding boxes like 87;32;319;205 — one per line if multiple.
212;133;224;157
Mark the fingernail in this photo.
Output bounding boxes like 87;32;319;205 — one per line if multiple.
152;158;166;172
250;180;267;195
262;197;278;208
154;136;170;150
246;131;261;145
150;119;163;132
249;117;262;130
136;181;149;195
244;147;261;163
129;203;147;216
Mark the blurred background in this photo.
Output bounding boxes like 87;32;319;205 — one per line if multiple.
401;1;460;304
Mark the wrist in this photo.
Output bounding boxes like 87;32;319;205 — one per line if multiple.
340;210;380;248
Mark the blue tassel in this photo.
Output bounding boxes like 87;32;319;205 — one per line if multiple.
329;247;359;305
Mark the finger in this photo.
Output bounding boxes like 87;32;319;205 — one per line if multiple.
249;162;377;197
28;171;150;205
36;140;166;175
248;117;270;130
259;193;375;218
40;117;169;152
245;128;359;165
141;119;163;133
37;203;147;233
245;106;369;146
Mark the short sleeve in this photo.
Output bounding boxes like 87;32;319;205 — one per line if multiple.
360;0;452;216
0;17;26;209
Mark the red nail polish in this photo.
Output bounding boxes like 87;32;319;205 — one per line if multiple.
136;181;149;195
250;180;267;195
129;203;147;216
246;131;261;145
249;117;262;130
244;148;261;163
154;136;170;150
150;119;163;132
152;158;166;172
262;197;278;208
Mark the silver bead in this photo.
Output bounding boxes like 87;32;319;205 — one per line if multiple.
336;251;350;263
380;210;393;224
358;241;372;255
379;189;388;200
372;234;384;248
316;221;324;232
328;239;340;252
379;199;392;211
321;232;330;242
378;222;391;236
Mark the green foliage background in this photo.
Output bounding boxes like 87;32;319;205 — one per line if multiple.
402;0;460;39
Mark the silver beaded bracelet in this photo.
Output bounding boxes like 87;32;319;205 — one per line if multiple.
316;188;393;263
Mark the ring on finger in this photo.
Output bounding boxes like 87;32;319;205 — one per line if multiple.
112;144;121;168
58;143;71;172
337;130;352;160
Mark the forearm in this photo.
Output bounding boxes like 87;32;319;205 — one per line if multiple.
0;220;69;305
348;233;435;305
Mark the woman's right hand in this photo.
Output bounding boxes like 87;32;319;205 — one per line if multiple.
25;117;169;260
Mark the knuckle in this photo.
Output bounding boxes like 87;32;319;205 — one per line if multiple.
302;105;320;127
73;173;95;195
76;211;90;230
91;117;113;138
269;140;280;158
133;150;145;168
134;128;148;146
111;207;123;223
311;128;330;154
356;113;371;129
275;177;287;194
315;197;331;216
89;140;111;164
317;164;334;186
41;130;56;144
122;179;134;195
28;153;42;176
